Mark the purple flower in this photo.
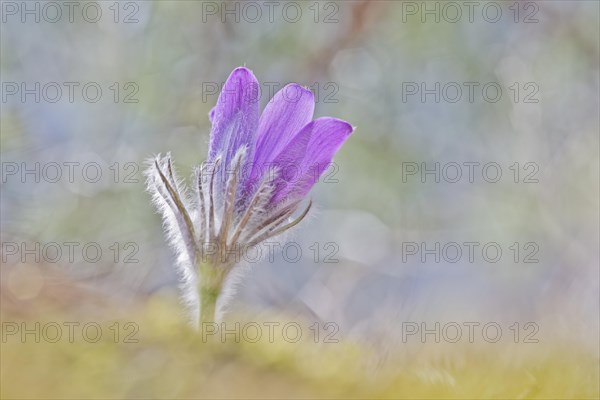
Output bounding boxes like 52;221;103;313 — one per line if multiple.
208;67;354;208
146;67;353;325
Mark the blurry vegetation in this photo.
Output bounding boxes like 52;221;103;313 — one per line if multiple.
1;276;598;400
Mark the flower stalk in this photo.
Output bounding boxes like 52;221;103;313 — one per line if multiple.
197;260;225;325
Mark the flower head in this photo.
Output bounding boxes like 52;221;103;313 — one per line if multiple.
146;67;353;325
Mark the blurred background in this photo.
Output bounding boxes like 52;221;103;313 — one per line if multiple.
1;1;599;398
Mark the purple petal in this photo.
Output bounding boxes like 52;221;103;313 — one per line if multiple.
208;67;260;168
252;84;315;174
266;120;314;203
270;117;354;204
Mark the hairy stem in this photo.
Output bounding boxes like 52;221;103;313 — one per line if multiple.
197;255;231;327
198;263;219;326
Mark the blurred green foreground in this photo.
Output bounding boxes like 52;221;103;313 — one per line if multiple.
1;266;598;400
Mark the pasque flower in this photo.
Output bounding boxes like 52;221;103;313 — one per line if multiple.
146;67;353;327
